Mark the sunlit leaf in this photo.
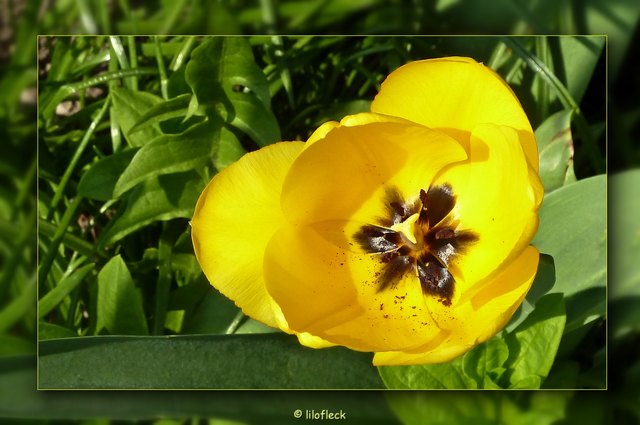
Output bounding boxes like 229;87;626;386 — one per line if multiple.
111;87;163;147
113;121;217;197
503;294;566;389
96;255;148;335
98;171;203;247
532;175;606;330
535;109;576;192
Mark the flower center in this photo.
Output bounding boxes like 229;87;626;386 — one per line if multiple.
353;184;478;306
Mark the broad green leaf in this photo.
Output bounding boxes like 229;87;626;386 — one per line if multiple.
226;91;280;147
38;334;383;389
129;93;193;134
113;121;217;197
111;87;163;147
185;37;281;147
379;355;477;389
4;356;396;421
462;336;509;389
38;322;77;340
96;255;148;335
379;334;511;390
584;0;639;77
77;148;138;201
535;109;576;192
610;170;640;299
37;263;94;318
185;37;270;109
532;175;606;329
98;171;203;247
503;294;566;389
214;125;246;170
554;36;605;104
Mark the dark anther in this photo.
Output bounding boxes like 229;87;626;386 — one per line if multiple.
426;226;477;267
377;255;413;292
354;224;401;253
435;228;455;240
379;187;419;226
422;184;455;227
380;250;400;263
417;254;454;305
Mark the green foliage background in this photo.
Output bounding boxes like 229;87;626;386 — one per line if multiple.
0;0;638;423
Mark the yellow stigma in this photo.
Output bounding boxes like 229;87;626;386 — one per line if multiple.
391;212;421;248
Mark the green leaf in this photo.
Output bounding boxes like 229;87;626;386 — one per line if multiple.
96;255;148;335
111;87;163;147
215;127;246;170
185;37;280;147
98;171;203;247
503;294;566;389
379;355;477;389
77;148;138;201
38;334;383;389
129;93;193;134
535;109;576;192
38;322;78;340
610;170;640;299
380;334;511;390
113;121;217;197
553;36;605;104
462;336;510;389
185;37;270;109
37;263;94;318
532;175;606;329
3;357;396;421
226;91;281;147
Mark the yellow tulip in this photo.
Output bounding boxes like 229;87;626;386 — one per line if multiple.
191;57;543;365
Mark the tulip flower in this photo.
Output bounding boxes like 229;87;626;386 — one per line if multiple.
191;57;543;365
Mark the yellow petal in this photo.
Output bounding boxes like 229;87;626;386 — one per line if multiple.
263;223;442;352
371;57;538;171
373;245;539;366
306;121;339;147
305;112;416;149
432;124;541;297
281;121;468;227
191;141;304;328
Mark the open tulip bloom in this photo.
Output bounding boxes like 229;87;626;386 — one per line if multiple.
191;57;543;366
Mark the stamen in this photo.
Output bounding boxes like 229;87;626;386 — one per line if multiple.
417;254;454;305
423;184;455;227
376;255;413;292
354;224;401;253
